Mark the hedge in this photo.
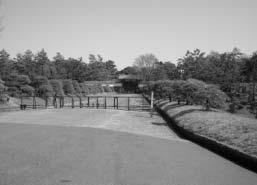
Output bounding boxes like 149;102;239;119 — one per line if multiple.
143;78;228;109
79;83;90;95
62;79;75;95
72;80;82;95
50;80;65;96
38;84;54;97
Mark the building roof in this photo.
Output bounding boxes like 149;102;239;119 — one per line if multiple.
118;74;141;80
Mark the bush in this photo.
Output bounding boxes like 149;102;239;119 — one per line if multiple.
32;76;49;87
80;83;90;95
4;74;33;97
145;78;228;109
38;84;54;97
72;80;82;95
103;86;112;92
50;80;64;96
62;79;75;95
0;79;7;93
20;85;34;96
186;79;228;109
17;75;31;85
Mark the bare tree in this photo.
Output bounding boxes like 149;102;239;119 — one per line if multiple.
134;53;158;81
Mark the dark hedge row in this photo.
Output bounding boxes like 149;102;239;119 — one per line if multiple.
141;78;228;109
0;74;115;98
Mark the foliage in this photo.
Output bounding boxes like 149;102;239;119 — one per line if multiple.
32;75;49;87
72;80;82;95
0;78;7;93
62;79;75;95
4;73;33;96
134;53;159;81
50;80;64;96
145;79;228;109
20;85;34;96
38;84;54;97
79;83;90;95
103;86;112;92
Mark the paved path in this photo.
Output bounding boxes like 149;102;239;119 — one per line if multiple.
0;109;256;185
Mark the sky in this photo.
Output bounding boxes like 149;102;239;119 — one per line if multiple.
0;0;257;69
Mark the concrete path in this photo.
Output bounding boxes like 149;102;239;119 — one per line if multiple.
0;109;256;185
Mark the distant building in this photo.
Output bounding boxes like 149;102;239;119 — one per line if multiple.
118;74;141;93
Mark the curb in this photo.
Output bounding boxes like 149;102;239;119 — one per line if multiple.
142;94;257;173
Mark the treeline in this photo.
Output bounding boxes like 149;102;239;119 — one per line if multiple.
0;49;117;82
130;48;257;100
141;79;228;109
1;73;114;98
0;49;117;97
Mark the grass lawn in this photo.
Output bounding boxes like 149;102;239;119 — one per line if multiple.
156;100;257;158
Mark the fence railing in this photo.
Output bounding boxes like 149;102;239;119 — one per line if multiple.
17;95;151;111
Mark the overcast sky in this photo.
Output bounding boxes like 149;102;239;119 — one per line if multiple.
0;0;257;69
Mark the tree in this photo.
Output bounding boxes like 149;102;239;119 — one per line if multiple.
163;62;179;80
105;60;117;80
4;73;34;96
0;49;13;79
34;49;56;78
62;79;75;95
15;50;36;78
177;49;206;80
72;80;82;95
53;52;66;79
134;53;159;81
241;52;257;101
50;80;64;96
151;62;167;81
87;54;109;81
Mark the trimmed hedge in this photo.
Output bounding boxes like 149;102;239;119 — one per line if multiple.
62;79;75;95
38;84;54;97
50;80;65;96
72;80;82;95
142;78;228;109
20;85;34;96
4;74;34;96
79;83;90;95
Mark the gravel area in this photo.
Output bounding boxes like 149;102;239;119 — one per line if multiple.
0;108;181;141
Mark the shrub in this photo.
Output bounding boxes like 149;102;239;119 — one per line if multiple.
72;80;82;95
103;86;112;92
187;79;228;109
80;83;90;95
0;79;7;93
17;75;31;85
32;76;49;88
20;85;34;96
38;84;54;97
4;74;33;96
62;79;75;95
50;80;64;96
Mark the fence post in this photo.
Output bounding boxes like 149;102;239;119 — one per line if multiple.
117;97;119;109
59;97;62;108
128;97;130;110
20;96;23;110
33;96;36;109
88;97;90;107
150;91;154;117
113;97;115;108
104;97;107;109
79;96;82;108
71;97;74;108
62;96;64;108
97;97;99;109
